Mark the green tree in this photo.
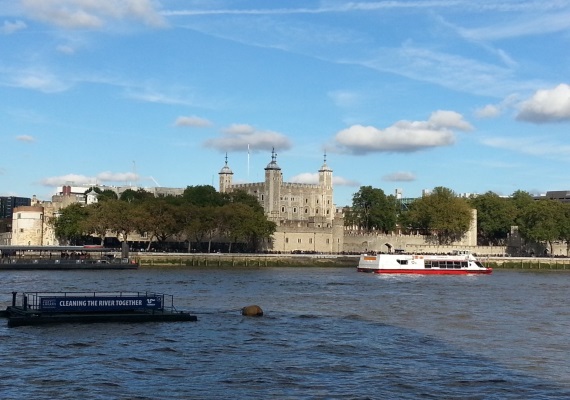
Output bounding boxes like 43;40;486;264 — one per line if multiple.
97;189;119;202
99;199;137;244
510;190;534;226
559;203;570;256
120;188;155;203
468;191;516;245
183;185;224;207
406;187;472;245
50;203;89;245
518;199;563;255
348;186;398;233
132;197;180;250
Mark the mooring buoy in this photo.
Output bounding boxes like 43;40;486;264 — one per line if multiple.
241;305;263;317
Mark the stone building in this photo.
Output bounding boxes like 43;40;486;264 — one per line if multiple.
219;150;344;253
10;205;58;246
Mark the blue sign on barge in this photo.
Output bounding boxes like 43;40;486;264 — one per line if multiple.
1;291;197;327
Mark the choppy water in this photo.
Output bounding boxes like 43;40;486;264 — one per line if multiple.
0;267;569;399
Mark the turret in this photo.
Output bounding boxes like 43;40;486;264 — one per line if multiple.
218;153;233;193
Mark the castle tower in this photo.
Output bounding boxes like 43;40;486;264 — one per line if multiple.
218;153;234;193
264;148;282;221
318;152;334;221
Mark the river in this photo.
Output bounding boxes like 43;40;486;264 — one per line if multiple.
0;267;569;399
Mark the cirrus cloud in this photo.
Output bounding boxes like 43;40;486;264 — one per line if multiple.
334;110;473;154
516;84;570;123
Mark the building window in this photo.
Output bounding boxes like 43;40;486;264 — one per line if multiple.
261;195;264;201
17;213;21;219
285;238;289;243
305;208;308;213
316;209;319;214
326;239;330;244
293;208;297;213
19;228;24;233
305;199;308;203
297;238;302;243
309;238;313;244
281;207;285;212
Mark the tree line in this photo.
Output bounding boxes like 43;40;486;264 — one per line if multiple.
51;185;276;253
345;186;570;255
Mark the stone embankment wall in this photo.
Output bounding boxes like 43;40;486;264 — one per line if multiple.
133;253;570;269
135;253;359;268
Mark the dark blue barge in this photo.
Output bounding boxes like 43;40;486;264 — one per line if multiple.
1;291;197;327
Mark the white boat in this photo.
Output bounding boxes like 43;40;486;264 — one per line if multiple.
357;250;492;275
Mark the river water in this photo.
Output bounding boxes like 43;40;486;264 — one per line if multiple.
0;267;569;399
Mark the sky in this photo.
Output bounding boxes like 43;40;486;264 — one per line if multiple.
1;0;570;207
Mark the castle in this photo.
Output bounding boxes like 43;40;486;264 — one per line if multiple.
218;149;345;253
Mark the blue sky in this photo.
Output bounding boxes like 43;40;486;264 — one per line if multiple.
1;0;570;206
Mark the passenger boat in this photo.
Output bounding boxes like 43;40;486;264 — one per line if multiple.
0;245;138;270
357;250;492;275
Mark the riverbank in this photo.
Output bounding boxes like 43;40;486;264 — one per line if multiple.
132;253;570;270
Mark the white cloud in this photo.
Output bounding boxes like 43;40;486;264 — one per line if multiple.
290;172;318;184
333;176;360;187
1;20;27;34
334;110;472;154
205;124;292;152
40;171;139;187
16;135;35;142
174;116;212;127
21;0;167;29
475;104;501;119
289;172;359;186
516;84;570;123
383;172;416;182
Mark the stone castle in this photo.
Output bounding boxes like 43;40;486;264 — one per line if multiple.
218;149;345;253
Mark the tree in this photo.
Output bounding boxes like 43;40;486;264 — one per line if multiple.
348;186;398;233
558;203;570;256
468;192;516;245
120;188;154;203
518;199;563;255
405;187;472;245
98;199;137;244
50;203;89;245
97;189;119;202
222;189;264;213
183;185;224;207
132;197;180;251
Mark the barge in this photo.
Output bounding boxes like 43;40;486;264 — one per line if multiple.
0;245;138;270
1;291;197;327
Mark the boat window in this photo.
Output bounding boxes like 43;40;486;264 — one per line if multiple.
396;259;408;265
453;261;462;268
461;261;468;268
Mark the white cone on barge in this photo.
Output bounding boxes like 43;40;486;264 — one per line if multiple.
357;250;492;275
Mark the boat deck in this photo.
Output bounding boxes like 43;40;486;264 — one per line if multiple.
1;291;197;327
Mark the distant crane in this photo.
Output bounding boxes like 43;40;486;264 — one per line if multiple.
149;176;161;187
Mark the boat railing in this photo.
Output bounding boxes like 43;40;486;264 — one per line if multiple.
11;291;179;314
